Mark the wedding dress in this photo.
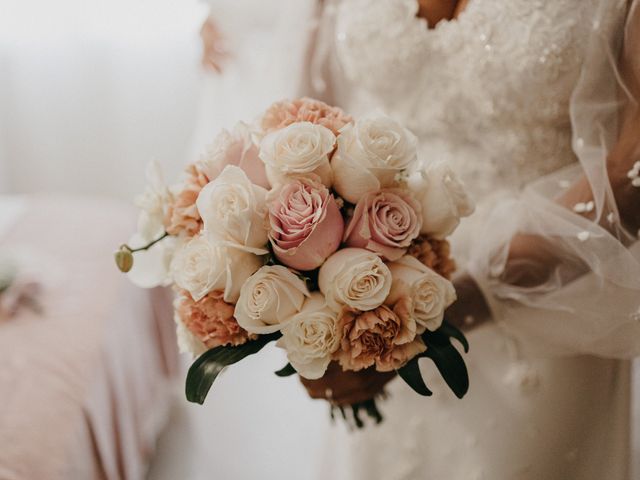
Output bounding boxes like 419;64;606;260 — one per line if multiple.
306;1;640;479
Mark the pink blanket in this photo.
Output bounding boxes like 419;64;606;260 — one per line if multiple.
0;195;178;480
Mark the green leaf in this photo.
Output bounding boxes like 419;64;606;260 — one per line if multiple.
438;320;469;353
186;333;280;404
275;363;296;377
423;342;469;399
397;357;433;396
418;318;470;398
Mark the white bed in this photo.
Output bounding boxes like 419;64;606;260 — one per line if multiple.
0;194;178;480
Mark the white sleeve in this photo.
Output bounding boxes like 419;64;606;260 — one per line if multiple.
466;0;640;359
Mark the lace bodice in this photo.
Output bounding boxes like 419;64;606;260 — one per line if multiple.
327;0;625;197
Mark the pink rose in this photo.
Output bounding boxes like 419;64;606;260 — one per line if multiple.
199;122;270;189
268;176;344;271
261;97;353;136
177;290;255;348
344;189;422;261
334;300;426;372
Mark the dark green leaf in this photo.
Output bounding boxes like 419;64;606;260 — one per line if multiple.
438;319;470;353
186;333;280;404
275;363;296;377
397;357;433;396
423;342;469;399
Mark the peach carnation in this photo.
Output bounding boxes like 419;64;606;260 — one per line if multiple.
335;301;426;372
261;97;352;136
164;164;209;237
407;236;456;279
177;289;255;348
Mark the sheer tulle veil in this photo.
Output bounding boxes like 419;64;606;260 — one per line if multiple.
465;0;640;358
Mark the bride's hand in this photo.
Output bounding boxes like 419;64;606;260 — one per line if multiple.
300;362;396;406
447;272;491;331
200;17;229;73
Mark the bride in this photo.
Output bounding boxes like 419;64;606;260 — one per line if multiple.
299;0;640;478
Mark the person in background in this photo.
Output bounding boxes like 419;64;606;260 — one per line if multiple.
191;0;317;157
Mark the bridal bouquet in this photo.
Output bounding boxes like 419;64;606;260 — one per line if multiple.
115;98;474;426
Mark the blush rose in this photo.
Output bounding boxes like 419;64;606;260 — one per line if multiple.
344;188;422;261
198;122;270;189
268;176;344;271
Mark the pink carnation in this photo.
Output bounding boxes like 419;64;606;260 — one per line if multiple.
269;176;344;271
164;164;209;237
344;189;422;261
177;290;255;348
261;97;352;136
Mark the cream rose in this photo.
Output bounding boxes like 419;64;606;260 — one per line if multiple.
171;234;262;302
196;165;269;254
276;293;341;379
407;162;475;239
318;248;392;312
259;122;336;187
234;265;310;334
386;256;456;332
332;116;417;204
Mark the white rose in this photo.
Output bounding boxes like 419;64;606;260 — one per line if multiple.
171;234;262;302
386;256;456;332
276;293;340;379
234;265;310;334
259;122;335;187
196;165;269;254
318;248;392;312
332;116;417;203
408;162;475;239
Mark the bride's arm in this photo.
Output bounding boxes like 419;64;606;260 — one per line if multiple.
450;6;640;331
447;103;639;331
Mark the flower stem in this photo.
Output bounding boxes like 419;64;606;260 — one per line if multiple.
330;395;385;429
122;232;169;253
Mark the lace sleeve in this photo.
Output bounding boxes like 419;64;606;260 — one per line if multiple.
467;0;640;358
